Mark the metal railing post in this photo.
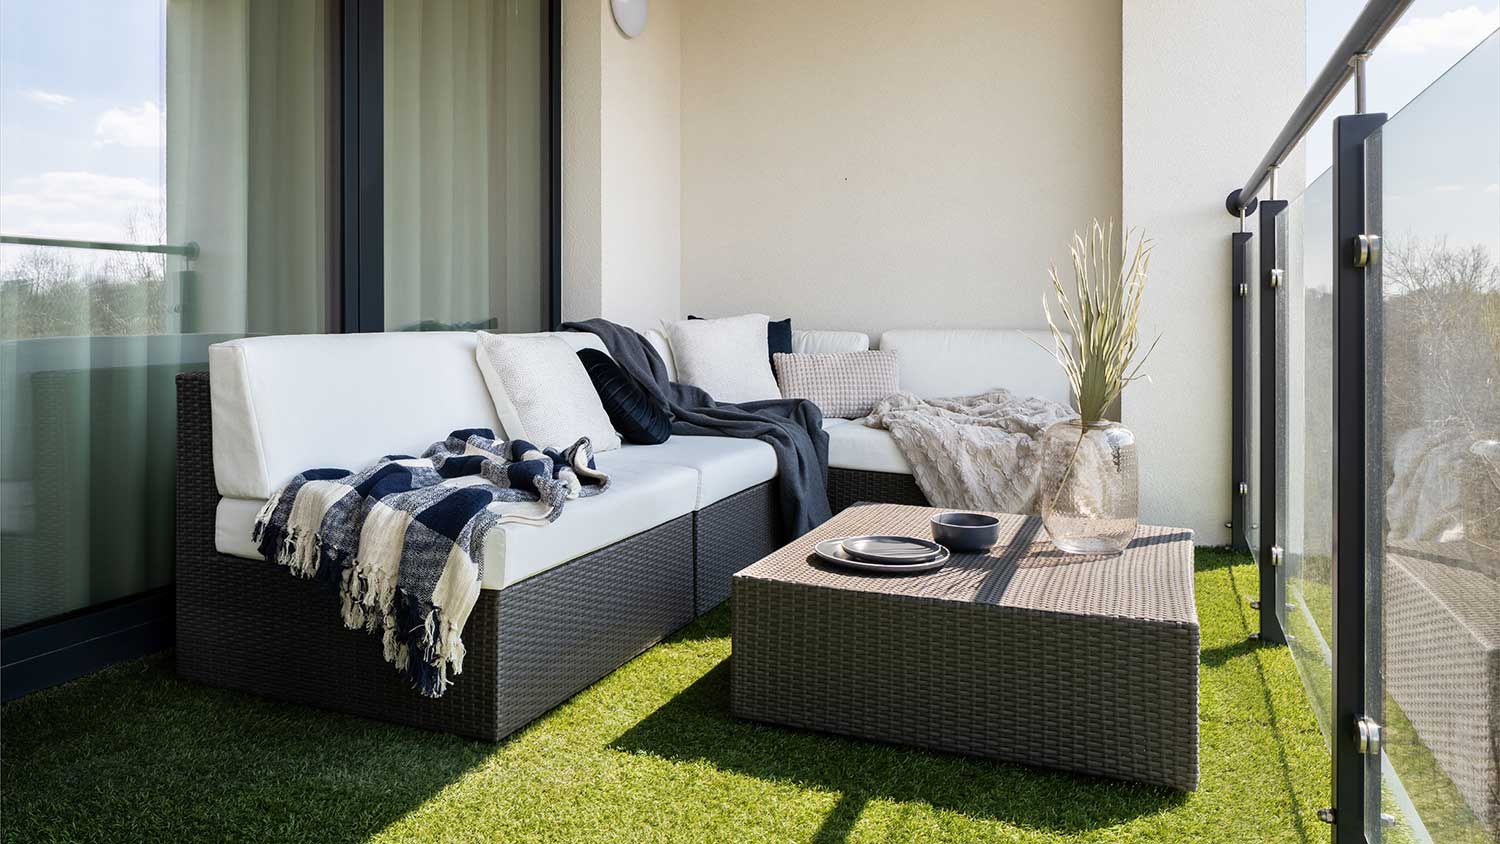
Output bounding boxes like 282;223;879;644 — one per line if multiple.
1230;231;1253;551
1257;199;1288;646
1328;109;1386;844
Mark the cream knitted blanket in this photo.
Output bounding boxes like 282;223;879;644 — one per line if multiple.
859;388;1075;514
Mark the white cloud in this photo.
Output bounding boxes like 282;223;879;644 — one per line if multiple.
93;101;163;149
0;170;163;241
24;89;74;107
1383;5;1500;55
1486;183;1500;194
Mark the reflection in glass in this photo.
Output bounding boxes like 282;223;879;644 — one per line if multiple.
1278;167;1336;742
0;0;334;629
1369;30;1500;844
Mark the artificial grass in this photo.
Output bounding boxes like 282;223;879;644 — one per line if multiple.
2;549;1330;843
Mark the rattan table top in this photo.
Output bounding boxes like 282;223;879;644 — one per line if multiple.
736;503;1197;625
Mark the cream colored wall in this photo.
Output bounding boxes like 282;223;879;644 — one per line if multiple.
600;0;680;329
562;0;680;330
1122;0;1303;544
679;0;1122;337
561;0;602;322
562;0;1304;543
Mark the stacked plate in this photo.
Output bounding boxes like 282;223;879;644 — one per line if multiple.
813;535;950;574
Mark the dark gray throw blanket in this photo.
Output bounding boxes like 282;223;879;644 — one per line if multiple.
253;429;607;697
563;318;831;536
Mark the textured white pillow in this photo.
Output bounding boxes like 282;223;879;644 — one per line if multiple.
774;350;900;418
474;332;621;452
662;314;781;403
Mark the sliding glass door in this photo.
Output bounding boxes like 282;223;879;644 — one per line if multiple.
0;0;556;658
0;0;337;632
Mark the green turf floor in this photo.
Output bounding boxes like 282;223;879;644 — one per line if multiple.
1;549;1330;843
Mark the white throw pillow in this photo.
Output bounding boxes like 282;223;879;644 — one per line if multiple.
662;314;781;403
474;332;622;452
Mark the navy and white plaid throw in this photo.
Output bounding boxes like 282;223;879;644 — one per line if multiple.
252;429;608;697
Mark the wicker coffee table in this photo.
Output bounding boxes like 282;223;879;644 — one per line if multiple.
731;503;1200;790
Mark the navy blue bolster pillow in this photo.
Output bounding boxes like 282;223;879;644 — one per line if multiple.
576;348;671;445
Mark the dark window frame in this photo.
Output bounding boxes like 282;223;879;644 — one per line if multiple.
1;0;563;699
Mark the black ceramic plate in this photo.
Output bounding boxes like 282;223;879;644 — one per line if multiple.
813;538;950;574
839;535;945;564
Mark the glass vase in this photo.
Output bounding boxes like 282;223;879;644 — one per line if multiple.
1038;419;1138;555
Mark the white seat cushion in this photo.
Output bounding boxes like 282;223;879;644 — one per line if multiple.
596;436;777;508
480;461;697;588
827;422;912;475
215;497;266;560
213;461;700;590
878;328;1072;406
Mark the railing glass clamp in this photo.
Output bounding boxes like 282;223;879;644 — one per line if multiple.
1357;716;1382;755
1269;268;1284;288
1354;234;1381;268
1270;546;1283;567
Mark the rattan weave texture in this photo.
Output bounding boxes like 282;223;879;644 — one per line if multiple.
693;482;781;614
732;503;1200;789
827;467;928;513
176;372;694;740
1384;547;1500;829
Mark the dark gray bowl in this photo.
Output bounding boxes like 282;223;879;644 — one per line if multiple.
930;512;1000;552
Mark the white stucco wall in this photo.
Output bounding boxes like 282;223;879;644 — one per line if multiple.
561;0;1305;543
1122;0;1303;544
678;0;1123;337
600;0;681;329
562;0;681;330
561;0;603;322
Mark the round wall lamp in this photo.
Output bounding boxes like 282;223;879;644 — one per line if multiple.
611;0;648;38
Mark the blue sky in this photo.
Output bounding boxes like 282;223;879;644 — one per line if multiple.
0;0;164;242
1303;0;1499;254
0;0;1494;251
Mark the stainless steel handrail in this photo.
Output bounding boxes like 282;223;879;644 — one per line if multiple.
0;233;199;261
1227;0;1415;216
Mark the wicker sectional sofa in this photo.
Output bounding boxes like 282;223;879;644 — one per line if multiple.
176;326;1068;741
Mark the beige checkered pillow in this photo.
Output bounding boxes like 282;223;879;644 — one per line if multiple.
773;351;900;418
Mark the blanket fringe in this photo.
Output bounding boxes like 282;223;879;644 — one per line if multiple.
253;428;605;698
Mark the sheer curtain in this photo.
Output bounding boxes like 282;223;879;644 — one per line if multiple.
383;0;544;333
166;0;332;336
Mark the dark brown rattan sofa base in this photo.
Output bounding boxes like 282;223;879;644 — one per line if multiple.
732;503;1201;790
827;467;928;513
176;372;773;741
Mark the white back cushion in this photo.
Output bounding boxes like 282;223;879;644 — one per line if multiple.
210;332;599;499
792;329;870;354
644;328;861;381
643;329;676;381
662;314;781;403
877;329;1073;406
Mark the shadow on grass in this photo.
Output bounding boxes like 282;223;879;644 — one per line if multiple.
1193;547;1247;572
611;659;1185;841
1224;561;1315;844
0;653;491;844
